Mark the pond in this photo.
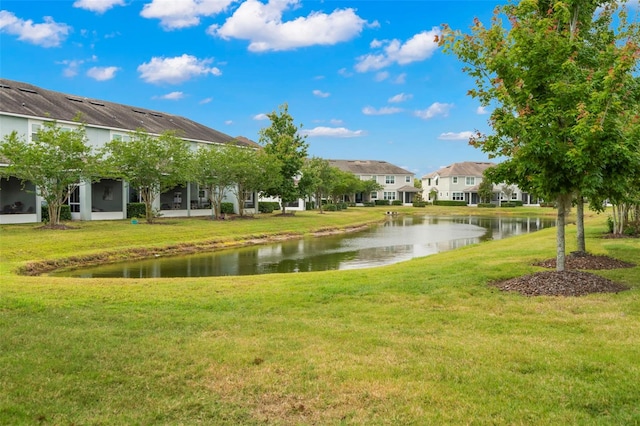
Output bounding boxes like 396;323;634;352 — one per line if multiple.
56;215;556;279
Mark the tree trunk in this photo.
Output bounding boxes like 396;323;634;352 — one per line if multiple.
141;188;154;224
556;195;567;272
576;194;586;254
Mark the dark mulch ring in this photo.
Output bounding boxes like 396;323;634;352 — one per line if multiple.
491;253;635;297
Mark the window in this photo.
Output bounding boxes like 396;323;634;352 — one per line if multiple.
361;175;371;181
452;177;458;184
384;191;396;201
385;176;395;184
370;192;378;199
435;177;439;186
511;193;518;200
405;176;411;183
244;191;254;208
68;185;80;213
452;192;464;201
466;177;475;185
112;133;131;142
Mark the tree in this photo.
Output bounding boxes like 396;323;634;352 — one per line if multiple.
500;184;516;205
0;121;99;227
102;130;190;223
329;169;361;204
442;0;640;271
226;145;281;216
259;103;308;215
478;174;494;204
189;144;237;219
298;157;338;213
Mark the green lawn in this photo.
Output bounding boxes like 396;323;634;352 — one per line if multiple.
1;206;639;425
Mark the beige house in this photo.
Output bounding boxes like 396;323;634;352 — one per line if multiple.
422;161;539;205
0;79;258;224
328;159;420;205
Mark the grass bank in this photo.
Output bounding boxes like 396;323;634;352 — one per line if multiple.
1;206;639;425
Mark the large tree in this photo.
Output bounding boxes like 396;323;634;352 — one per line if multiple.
189;144;237;219
0;121;99;227
102;130;190;223
442;0;639;271
298;157;338;213
259;103;308;215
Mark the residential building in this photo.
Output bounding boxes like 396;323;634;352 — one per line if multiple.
0;79;258;224
422;161;539;205
328;159;420;205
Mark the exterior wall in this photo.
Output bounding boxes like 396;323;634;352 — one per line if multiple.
369;173;414;202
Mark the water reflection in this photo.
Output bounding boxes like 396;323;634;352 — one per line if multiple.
59;215;555;278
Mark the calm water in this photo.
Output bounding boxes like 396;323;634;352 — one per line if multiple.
57;215;555;278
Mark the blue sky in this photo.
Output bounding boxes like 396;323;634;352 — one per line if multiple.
3;0;632;178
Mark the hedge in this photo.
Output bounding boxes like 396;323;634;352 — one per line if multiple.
433;200;467;206
374;200;390;206
324;204;338;211
478;203;497;208
221;202;235;214
363;202;375;207
41;205;72;222
500;202;518;208
412;201;427;207
127;202;146;219
391;200;403;206
258;201;280;213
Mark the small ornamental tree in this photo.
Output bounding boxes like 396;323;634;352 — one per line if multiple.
189;144;236;219
442;0;640;271
0;121;99;227
299;157;338;213
259;103;308;215
478;175;494;204
102;130;190;223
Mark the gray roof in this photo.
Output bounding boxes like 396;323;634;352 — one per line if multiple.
0;78;256;148
422;161;495;179
327;159;413;175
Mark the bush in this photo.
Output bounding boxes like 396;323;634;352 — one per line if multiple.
412;201;427;207
513;200;523;206
478;203;497;208
258;202;280;213
42;204;72;222
324;204;338;211
348;203;356;207
339;202;348;210
221;202;235;214
391;200;403;206
127;202;146;219
375;199;390;206
433;200;467;206
363;202;375;207
306;201;315;210
500;202;517;208
540;202;556;208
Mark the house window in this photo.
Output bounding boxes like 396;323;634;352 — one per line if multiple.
68;185;80;213
384;191;396;201
244;191;254;208
361;175;371;181
466;177;475;185
405;176;411;183
511;193;518;200
452;192;464;201
112;133;131;142
435;177;439;185
385;176;395;184
452;177;458;184
370;192;378;199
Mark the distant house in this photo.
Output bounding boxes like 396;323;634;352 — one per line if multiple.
328;159;420;205
0;79;258;224
421;161;540;205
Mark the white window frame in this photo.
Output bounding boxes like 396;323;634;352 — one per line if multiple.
465;177;475;185
452;176;458;184
452;192;464;201
383;191;396;201
385;176;395;184
370;192;378;199
405;176;411;183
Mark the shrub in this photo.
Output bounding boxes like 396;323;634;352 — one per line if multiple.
375;199;390;206
258;202;280;213
339;202;348;210
391;200;403;206
363;202;375;207
42;204;72;222
348;203;356;207
221;202;235;214
478;203;497;208
513;200;523;206
540;202;556;208
306;201;316;210
433;200;467;206
324;204;338;211
127;202;146;219
500;202;517;208
412;201;427;207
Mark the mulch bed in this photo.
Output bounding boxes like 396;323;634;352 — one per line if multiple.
491;253;635;297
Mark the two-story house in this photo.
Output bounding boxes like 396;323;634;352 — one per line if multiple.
422;161;539;205
0;79;258;224
328;159;420;205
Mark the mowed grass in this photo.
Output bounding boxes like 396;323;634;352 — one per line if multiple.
1;206;639;425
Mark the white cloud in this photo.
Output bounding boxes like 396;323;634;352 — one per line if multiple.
141;0;235;30
0;11;71;47
374;71;389;82
338;67;353;77
302;126;365;138
388;93;412;103
224;120;233;125
86;66;119;81
58;59;84;77
154;91;185;100
355;27;440;72
476;106;488;115
137;54;221;84
362;106;402;116
312;89;330;98
73;0;126;13
393;73;407;84
209;0;368;52
199;97;213;104
415;102;453;119
253;113;268;120
330;118;343;125
438;131;474;141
